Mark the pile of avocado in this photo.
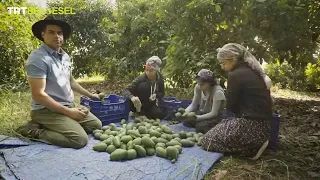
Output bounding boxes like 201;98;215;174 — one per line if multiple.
92;117;204;163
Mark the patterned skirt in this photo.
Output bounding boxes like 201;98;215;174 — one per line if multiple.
201;117;271;156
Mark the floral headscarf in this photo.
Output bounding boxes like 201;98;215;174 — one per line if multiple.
217;43;272;89
196;69;219;84
146;56;162;71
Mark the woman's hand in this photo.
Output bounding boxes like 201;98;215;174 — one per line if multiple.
131;96;141;105
131;96;142;112
182;112;197;121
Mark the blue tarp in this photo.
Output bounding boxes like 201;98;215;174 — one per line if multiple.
0;135;39;149
0;124;223;180
0;152;15;180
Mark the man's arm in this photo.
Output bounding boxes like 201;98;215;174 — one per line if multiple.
70;76;96;98
29;77;70;115
25;55;70;114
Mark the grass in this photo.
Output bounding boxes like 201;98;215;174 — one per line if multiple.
0;78;319;180
0;90;31;136
270;84;320;100
205;153;292;180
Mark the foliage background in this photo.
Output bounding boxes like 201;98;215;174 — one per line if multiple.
0;0;319;90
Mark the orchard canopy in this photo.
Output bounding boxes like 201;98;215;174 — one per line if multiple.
0;0;319;91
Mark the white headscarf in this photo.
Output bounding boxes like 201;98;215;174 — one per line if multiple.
217;43;272;90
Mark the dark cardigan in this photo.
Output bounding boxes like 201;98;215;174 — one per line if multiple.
123;72;165;101
226;63;272;121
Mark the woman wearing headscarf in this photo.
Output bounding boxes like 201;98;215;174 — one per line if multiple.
201;43;272;160
182;69;226;134
124;56;167;119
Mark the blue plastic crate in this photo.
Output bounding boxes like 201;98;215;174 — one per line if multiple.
163;97;178;102
80;94;129;125
163;97;192;112
269;113;280;149
180;100;192;108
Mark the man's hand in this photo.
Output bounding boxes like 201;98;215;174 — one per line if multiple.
70;76;104;99
66;108;87;121
98;93;105;100
89;93;100;100
78;106;89;115
87;93;105;101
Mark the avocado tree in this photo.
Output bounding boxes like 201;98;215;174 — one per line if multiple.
110;0;170;79
47;0;116;78
248;0;320;67
0;0;42;87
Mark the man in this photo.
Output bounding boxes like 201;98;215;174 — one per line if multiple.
16;16;102;149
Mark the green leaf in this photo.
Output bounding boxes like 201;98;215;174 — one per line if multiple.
159;40;167;44
215;4;221;13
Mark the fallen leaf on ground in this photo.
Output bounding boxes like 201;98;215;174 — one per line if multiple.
311;122;318;127
212;170;227;180
308;136;319;140
279;135;286;139
312;131;320;136
308;171;320;178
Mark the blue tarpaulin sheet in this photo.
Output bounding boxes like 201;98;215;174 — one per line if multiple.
0;135;39;149
0;124;223;180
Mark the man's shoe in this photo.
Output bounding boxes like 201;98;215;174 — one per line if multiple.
15;121;42;138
